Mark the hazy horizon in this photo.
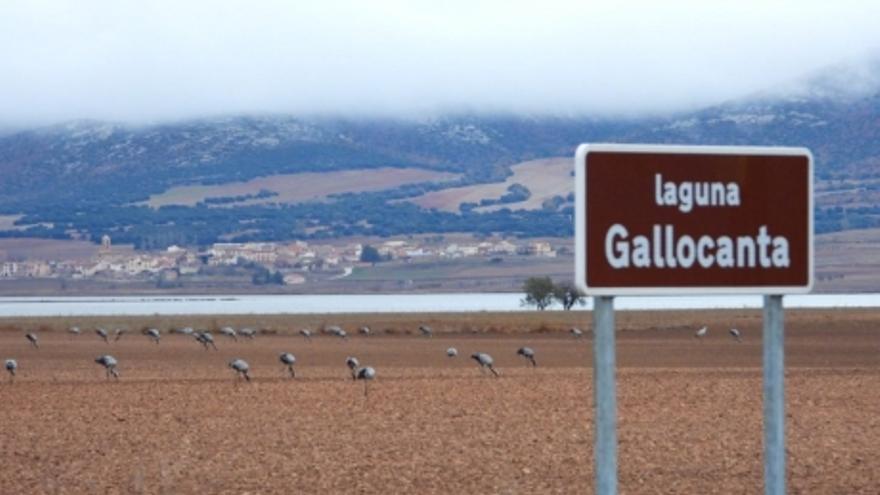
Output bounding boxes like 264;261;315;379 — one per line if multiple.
2;1;880;127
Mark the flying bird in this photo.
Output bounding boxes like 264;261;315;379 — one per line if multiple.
355;366;376;397
279;352;297;378
299;329;313;341
5;359;17;381
95;355;120;379
694;326;708;340
471;352;499;377
419;325;433;338
228;359;251;382
446;347;458;358
220;327;238;341
517;347;537;367
570;328;584;339
729;328;742;343
95;328;110;343
239;328;257;339
146;328;161;344
25;333;39;349
345;356;360;379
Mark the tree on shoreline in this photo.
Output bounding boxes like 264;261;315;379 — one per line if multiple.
554;281;586;310
521;276;556;310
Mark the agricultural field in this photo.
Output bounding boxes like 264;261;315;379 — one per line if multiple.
407;158;572;212
0;309;878;493
144;167;459;208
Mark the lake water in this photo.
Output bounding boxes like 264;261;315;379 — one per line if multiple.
0;293;878;317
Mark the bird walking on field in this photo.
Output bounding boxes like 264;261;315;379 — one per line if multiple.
299;329;313;341
694;326;708;340
229;359;251;382
358;326;371;337
68;326;81;337
196;331;218;350
355;366;376;397
95;328;109;343
5;359;17;382
25;333;39;349
239;328;256;339
446;347;458;358
326;326;348;340
419;325;433;338
95;355;119;379
471;352;499;377
729;328;742;343
345;356;360;379
220;327;238;341
570;327;584;339
179;327;194;336
279;352;297;378
517;347;537;367
146;328;161;344
113;328;127;341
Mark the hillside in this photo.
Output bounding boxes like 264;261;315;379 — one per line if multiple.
1;64;879;246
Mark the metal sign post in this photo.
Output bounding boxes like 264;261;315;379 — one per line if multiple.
575;144;813;495
593;295;617;495
763;295;785;495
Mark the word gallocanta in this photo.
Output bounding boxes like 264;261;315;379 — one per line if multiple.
605;175;789;270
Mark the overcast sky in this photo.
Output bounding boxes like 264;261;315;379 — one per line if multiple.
2;1;880;125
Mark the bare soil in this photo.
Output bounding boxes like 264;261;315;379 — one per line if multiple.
407;157;571;212
0;310;878;494
144;168;458;208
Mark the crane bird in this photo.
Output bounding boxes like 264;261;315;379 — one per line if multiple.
299;329;313;341
446;347;458;358
68;326;81;337
95;328;110;343
345;356;360;379
228;358;251;382
179;327;195;336
570;327;584;339
279;352;297;378
471;352;499;377
358;326;371;337
239;328;257;340
729;328;742;343
220;327;238;341
694;326;708;340
146;328;161;345
5;359;17;381
517;347;537;367
419;325;433;338
95;355;119;379
113;328;128;342
195;331;218;350
25;333;39;349
327;326;348;340
355;366;376;397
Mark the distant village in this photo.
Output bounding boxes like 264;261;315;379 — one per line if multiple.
0;234;560;285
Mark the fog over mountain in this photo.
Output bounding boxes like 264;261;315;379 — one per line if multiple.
2;1;880;125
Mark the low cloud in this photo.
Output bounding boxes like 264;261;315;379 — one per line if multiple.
1;1;880;126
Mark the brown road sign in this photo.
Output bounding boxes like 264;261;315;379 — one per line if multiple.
575;144;813;295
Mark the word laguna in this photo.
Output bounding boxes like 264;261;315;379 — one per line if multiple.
655;174;740;213
604;224;790;269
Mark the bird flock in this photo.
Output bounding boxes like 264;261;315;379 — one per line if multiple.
3;322;742;387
